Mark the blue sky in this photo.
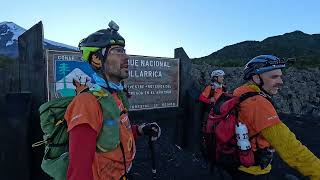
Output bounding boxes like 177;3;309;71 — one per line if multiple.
1;0;320;58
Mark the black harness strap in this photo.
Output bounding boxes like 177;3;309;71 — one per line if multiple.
238;92;260;103
120;141;128;179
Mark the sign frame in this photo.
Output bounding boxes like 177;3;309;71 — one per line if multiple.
45;50;180;110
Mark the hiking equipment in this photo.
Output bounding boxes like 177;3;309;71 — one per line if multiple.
149;137;157;179
243;55;286;80
211;70;225;78
32;89;129;180
140;122;161;141
235;122;251;151
79;20;125;62
201;92;261;170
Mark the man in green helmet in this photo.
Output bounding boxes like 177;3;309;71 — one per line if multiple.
65;20;161;180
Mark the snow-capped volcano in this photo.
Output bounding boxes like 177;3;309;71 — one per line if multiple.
0;21;78;57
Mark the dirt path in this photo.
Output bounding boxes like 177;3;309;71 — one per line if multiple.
130;114;320;180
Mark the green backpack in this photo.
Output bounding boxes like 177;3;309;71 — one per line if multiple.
32;90;129;180
32;96;72;180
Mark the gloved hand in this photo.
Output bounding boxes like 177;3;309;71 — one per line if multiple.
138;122;161;141
72;73;92;87
72;74;93;94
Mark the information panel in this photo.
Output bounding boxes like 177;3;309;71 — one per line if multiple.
46;50;179;110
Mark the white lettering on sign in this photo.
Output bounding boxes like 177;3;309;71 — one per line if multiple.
129;70;162;78
57;55;75;61
125;56;179;110
140;60;170;67
128;59;139;67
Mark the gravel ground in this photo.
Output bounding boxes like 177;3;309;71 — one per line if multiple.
130;114;320;180
1;107;318;180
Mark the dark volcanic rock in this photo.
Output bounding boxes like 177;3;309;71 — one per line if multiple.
191;64;320;117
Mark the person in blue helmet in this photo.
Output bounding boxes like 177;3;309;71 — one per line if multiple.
227;55;320;179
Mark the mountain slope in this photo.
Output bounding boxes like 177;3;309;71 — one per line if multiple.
194;31;320;67
0;21;78;58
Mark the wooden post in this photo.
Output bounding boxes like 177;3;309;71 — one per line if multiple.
18;21;46;104
174;47;203;151
18;21;50;180
174;48;192;147
174;47;192;109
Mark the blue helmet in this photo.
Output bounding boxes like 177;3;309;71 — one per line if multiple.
243;55;286;80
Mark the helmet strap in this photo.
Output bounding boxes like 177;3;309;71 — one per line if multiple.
258;75;264;87
257;75;272;96
100;47;114;93
101;47;107;58
101;47;110;62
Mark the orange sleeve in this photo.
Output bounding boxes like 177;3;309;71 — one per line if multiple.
64;92;103;133
249;96;281;132
201;85;212;98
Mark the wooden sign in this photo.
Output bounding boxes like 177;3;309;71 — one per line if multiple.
46;50;179;110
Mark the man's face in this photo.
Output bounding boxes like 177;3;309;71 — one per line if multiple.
259;69;284;95
104;45;129;82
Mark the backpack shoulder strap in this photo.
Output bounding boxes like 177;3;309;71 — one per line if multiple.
117;91;130;111
233;92;261;119
90;89;128;120
209;86;215;97
239;91;274;105
239;92;261;103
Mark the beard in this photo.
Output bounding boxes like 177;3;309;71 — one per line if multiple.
119;69;129;79
270;88;279;95
273;83;282;89
268;84;282;95
105;66;128;81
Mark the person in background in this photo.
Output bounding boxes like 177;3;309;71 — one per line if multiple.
199;69;227;106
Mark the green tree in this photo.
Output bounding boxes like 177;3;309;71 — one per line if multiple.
58;63;70;89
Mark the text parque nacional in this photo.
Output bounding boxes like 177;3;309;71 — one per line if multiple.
128;59;171;68
128;59;171;78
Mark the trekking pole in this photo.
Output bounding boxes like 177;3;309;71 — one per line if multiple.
148;137;157;179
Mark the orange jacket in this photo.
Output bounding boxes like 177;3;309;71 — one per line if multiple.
199;84;224;104
234;84;320;178
65;92;136;180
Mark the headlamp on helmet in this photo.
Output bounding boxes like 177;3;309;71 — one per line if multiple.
78;20;125;62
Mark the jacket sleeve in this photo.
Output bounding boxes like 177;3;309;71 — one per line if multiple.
199;86;212;104
199;94;211;104
131;124;140;141
261;122;320;180
67;124;97;180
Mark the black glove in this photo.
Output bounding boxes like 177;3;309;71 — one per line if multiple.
138;122;161;141
255;147;274;169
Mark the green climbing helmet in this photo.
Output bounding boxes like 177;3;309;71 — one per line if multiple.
78;20;125;62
